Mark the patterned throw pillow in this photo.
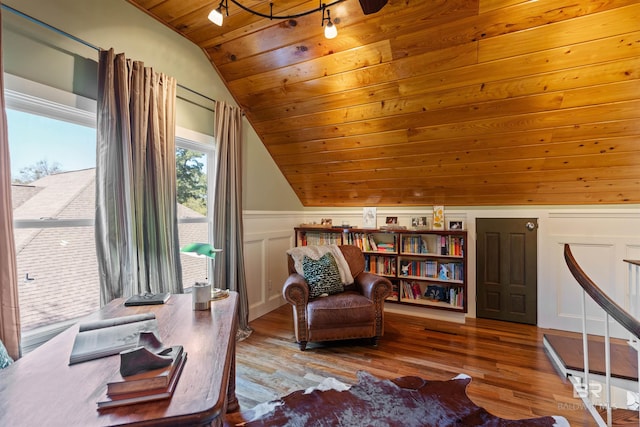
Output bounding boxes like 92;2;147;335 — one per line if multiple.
302;253;344;298
0;339;14;369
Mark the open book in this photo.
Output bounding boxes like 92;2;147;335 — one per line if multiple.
69;313;159;365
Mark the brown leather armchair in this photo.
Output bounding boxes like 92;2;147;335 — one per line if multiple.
282;245;393;351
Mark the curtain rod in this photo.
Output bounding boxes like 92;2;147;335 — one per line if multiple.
1;3;216;112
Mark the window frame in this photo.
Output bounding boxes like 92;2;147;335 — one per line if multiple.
5;74;216;351
176;129;216;285
6;75;97;351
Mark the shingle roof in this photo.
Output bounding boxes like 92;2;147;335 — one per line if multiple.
12;169;208;332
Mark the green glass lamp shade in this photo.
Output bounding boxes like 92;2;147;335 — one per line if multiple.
180;243;222;259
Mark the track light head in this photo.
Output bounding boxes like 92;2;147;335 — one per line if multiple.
324;18;337;39
208;0;227;26
322;7;337;39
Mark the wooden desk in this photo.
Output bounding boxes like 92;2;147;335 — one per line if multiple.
0;293;238;426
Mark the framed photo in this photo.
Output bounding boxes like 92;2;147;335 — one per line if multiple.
362;207;377;229
320;218;332;226
411;216;429;229
432;205;444;230
448;220;464;230
385;216;398;225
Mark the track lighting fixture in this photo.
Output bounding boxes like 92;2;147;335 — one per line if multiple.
322;8;337;39
208;0;345;39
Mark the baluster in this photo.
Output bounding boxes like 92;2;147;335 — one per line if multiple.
604;313;611;426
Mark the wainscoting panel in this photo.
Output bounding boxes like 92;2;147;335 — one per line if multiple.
556;242;617;319
243;238;266;314
626;244;640;262
552;240;626;337
243;211;301;321
540;208;640;336
267;236;293;305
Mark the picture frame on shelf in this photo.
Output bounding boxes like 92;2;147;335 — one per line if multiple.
432;206;444;230
362;207;377;229
448;220;464;230
385;216;398;225
411;216;429;230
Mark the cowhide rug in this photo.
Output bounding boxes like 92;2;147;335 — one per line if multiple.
237;371;569;427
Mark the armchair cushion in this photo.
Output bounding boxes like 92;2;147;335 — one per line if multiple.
307;292;375;328
287;244;354;285
302;253;344;298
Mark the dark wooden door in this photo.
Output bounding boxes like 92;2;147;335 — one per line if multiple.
476;218;538;325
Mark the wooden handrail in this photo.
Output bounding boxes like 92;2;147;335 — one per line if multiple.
564;244;640;340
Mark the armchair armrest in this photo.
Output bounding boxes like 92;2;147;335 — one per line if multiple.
283;273;310;306
354;272;393;302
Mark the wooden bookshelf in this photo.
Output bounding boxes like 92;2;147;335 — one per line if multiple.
294;227;467;313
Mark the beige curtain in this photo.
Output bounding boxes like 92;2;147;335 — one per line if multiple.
0;4;21;360
213;101;251;339
95;49;182;305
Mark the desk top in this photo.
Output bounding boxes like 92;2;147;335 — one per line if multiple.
0;292;238;426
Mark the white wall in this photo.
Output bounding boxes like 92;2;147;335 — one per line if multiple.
246;206;640;334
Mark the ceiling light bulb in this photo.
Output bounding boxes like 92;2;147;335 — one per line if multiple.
208;7;224;26
324;21;337;39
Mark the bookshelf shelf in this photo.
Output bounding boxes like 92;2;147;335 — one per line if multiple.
294;227;467;313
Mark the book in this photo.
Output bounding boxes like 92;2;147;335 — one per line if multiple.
69;313;159;365
368;235;378;251
124;292;171;306
107;346;184;395
97;352;187;409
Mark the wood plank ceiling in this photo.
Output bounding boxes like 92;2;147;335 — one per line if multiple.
127;0;640;206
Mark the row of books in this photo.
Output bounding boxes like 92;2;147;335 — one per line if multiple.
344;233;397;253
401;281;424;300
399;260;464;281
400;235;463;256
299;232;341;246
440;235;464;257
364;254;397;276
400;281;464;307
97;345;186;409
303;231;464;257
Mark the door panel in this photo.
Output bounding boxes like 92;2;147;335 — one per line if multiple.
476;218;537;325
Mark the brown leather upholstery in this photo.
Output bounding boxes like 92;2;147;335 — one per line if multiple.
283;245;393;351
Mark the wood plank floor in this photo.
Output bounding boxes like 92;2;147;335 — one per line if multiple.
226;304;597;426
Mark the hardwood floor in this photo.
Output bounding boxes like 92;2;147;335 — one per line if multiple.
226;304;597;426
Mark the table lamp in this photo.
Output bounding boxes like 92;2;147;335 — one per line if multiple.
180;243;225;310
180;242;222;259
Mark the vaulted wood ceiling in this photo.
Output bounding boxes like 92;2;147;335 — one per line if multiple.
127;0;640;206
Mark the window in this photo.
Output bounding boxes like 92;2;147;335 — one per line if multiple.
176;134;215;290
7;76;215;351
7;87;98;351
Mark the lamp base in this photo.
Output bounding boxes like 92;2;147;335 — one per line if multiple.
192;283;212;310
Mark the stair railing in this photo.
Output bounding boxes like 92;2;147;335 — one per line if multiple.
564;244;640;427
625;259;640;350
